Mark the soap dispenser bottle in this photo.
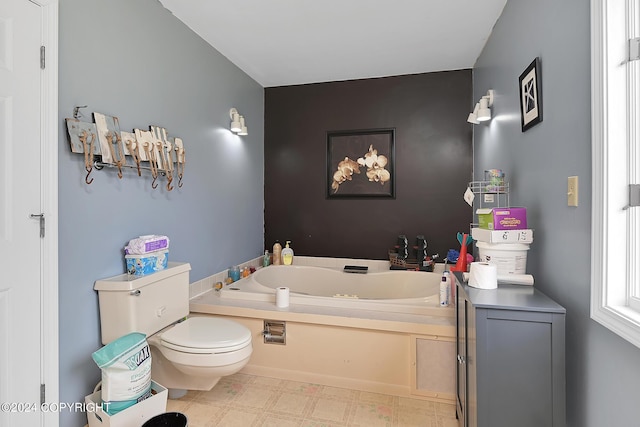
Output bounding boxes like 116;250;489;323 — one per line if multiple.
282;241;294;265
272;241;282;265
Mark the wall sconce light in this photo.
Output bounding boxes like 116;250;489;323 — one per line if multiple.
229;108;248;135
467;90;494;124
467;103;480;124
237;115;248;135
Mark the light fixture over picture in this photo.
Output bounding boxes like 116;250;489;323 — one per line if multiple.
467;90;494;124
229;108;248;135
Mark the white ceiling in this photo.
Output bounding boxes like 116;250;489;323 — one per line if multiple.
159;0;508;88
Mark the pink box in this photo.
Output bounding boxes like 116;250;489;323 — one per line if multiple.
476;207;527;230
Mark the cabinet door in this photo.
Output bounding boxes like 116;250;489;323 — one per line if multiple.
455;285;466;427
477;309;559;427
466;299;477;427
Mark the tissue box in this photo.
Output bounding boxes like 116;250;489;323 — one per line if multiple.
476;207;527;230
85;381;167;427
125;250;168;276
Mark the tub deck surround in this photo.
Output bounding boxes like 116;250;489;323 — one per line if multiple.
190;289;454;336
188;257;456;404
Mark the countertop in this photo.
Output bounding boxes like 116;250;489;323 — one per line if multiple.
454;272;566;314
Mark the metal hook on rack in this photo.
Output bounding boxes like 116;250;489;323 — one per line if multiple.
85;166;94;185
73;105;88;120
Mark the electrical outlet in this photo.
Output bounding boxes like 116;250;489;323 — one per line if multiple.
568;176;578;206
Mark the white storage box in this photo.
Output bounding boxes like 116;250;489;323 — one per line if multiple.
471;228;533;244
85;381;167;427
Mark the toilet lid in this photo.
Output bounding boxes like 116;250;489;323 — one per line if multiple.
160;317;251;351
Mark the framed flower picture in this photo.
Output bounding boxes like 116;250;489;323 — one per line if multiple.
326;128;395;198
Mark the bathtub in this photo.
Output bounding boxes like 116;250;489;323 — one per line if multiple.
219;264;448;315
190;259;456;402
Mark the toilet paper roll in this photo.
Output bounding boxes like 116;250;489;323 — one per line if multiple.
468;262;498;290
276;287;290;308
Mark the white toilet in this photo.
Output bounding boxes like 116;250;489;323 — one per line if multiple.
94;262;252;396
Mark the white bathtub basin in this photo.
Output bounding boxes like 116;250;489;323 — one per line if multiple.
219;265;448;315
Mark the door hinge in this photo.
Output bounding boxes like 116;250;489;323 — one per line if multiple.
40;384;45;405
29;213;45;238
630;184;640;208
40;46;45;69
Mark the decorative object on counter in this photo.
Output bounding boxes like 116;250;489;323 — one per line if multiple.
229;266;241;282
415;235;428;264
449;232;472;273
395;235;408;260
389;234;434;272
282;241;294;265
263;250;270;267
272;241;282;265
64;106;186;190
327;128;395;198
519;56;543;132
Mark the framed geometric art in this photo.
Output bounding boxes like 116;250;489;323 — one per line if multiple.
518;57;543;132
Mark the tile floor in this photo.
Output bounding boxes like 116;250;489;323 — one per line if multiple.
165;373;458;427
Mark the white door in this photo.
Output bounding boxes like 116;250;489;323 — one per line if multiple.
0;0;44;425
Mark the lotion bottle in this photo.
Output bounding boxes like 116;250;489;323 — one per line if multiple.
272;241;282;265
282;241;294;265
439;275;450;306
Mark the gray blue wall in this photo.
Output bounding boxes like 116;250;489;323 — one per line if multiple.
474;1;640;426
58;0;264;425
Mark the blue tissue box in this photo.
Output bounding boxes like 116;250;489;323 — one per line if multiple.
125;250;168;276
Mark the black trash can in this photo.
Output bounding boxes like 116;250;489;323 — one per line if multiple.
142;412;188;427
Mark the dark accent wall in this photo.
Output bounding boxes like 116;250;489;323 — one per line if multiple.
265;71;473;261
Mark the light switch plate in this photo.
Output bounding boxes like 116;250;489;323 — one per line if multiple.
568;176;578;206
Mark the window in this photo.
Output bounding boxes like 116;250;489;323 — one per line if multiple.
591;0;640;348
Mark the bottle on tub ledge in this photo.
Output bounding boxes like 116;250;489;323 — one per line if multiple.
272;241;282;265
282;241;294;265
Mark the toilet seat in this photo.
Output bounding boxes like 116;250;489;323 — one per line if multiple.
159;317;252;354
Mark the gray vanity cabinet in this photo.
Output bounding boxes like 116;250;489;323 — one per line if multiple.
455;275;566;427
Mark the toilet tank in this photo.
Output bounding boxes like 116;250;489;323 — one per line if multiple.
94;262;191;344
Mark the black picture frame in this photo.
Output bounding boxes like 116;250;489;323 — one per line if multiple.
518;57;543;132
327;128;395;198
